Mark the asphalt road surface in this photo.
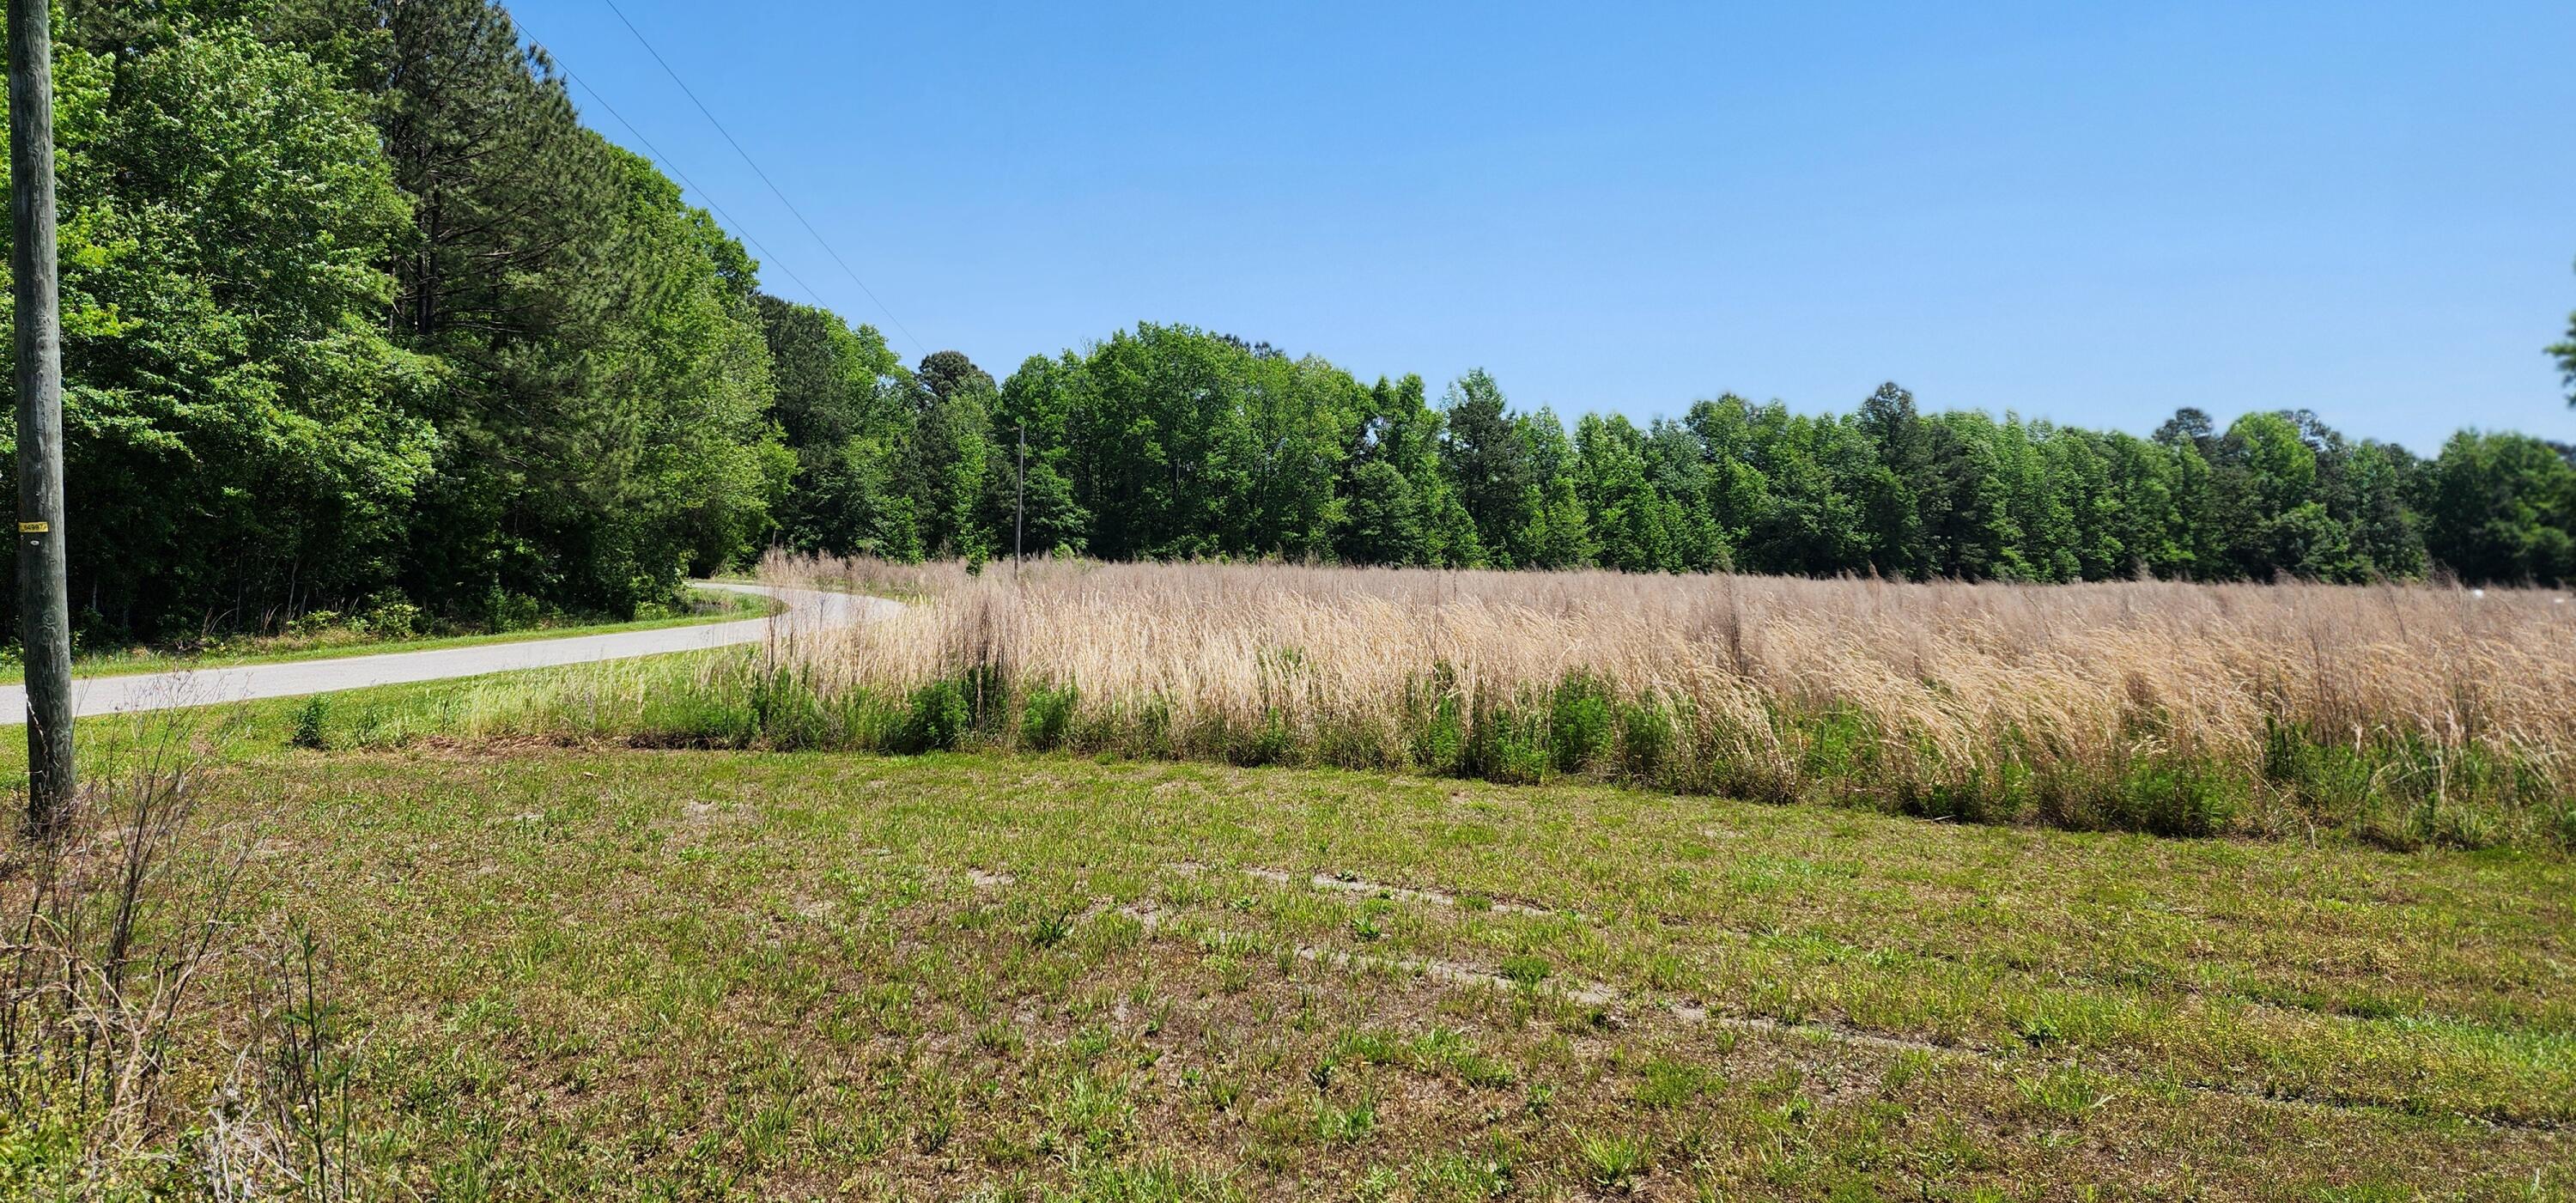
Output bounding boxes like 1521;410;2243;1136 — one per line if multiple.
0;582;890;724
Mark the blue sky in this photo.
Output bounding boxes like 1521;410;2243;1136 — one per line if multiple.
513;0;2575;453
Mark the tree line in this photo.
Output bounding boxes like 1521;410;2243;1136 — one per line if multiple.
776;320;2576;588
4;0;2574;643
6;0;781;640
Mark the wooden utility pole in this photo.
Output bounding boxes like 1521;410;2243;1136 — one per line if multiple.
10;0;74;832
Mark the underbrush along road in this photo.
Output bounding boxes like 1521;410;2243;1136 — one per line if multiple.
0;582;890;724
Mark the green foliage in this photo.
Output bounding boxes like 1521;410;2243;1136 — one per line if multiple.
1463;699;1549;786
902;679;975;752
1439;369;1538;565
1547;671;1615;773
9;22;435;637
1003;324;1358;562
374;0;785;617
1021;683;1078;750
7;3;789;640
2416;431;2576;584
1576;413;1680;571
1617;697;1674;781
757;296;916;556
291;696;331;750
1327;375;1484;568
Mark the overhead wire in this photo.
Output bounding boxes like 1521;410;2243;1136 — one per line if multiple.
562;72;834;312
594;0;927;356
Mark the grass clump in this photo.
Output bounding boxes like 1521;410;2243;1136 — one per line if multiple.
1576;1132;1649;1193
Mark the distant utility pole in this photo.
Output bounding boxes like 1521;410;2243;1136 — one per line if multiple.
10;0;75;832
1013;423;1025;579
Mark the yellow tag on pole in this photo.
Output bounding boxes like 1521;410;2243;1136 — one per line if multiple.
18;521;48;533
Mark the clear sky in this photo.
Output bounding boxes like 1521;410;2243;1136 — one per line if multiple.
511;0;2576;453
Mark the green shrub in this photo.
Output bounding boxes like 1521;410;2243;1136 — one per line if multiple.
284;610;343;639
902;679;974;752
290;696;331;750
1020;683;1078;750
1617;697;1674;782
1548;671;1615;774
1235;707;1296;767
358;595;422;639
2110;762;2237;837
1407;663;1467;773
1464;699;1548;786
483;587;541;633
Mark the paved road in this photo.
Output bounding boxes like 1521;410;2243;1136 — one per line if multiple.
0;582;893;723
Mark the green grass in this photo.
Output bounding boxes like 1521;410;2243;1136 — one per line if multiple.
3;677;2570;1199
0;586;776;684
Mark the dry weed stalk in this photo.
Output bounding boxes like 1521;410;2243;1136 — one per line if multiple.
2;715;357;1194
2;722;246;1178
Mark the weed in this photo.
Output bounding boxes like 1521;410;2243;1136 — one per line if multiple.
738;556;2576;850
1046;1071;1134;1152
905;678;975;752
1498;955;1552;987
1029;911;1077;950
1577;1131;1650;1193
290;696;331;750
2016;1066;2112;1123
1314;1093;1377;1143
1637;1057;1717;1109
1413;1151;1510;1201
1022;683;1079;750
1549;671;1616;774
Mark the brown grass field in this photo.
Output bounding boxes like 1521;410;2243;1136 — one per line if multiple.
759;554;2576;851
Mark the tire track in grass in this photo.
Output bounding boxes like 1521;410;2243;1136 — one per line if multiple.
1109;860;2567;1133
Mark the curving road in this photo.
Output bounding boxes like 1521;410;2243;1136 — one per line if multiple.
0;581;893;724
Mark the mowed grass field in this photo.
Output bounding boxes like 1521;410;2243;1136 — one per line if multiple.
5;682;2568;1200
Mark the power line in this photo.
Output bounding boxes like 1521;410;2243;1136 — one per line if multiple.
595;0;927;357
519;11;835;315
563;71;831;310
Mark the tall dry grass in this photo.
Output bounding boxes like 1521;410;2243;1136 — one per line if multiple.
745;552;2576;847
